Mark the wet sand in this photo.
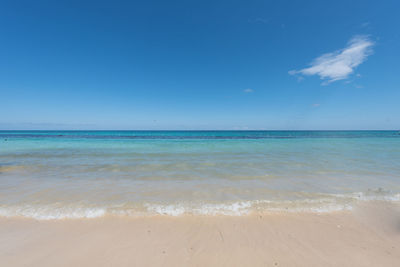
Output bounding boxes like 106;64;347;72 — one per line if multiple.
1;201;400;267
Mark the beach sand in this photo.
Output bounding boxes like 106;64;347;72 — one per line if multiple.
1;201;400;267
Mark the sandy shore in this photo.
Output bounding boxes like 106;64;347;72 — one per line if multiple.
1;201;400;267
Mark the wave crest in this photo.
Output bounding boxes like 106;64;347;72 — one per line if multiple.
1;190;399;220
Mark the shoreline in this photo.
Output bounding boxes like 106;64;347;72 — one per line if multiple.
2;190;399;220
1;201;399;266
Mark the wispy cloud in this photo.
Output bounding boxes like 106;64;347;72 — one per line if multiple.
243;88;254;93
311;103;320;107
360;22;370;28
289;35;374;83
248;17;269;24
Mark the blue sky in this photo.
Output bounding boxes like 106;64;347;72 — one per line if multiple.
1;0;399;130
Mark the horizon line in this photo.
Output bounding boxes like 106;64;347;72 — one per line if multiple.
1;129;399;131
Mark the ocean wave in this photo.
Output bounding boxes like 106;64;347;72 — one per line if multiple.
329;190;400;202
145;201;253;216
0;205;106;220
0;191;399;220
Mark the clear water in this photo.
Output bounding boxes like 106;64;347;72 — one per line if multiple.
1;131;400;219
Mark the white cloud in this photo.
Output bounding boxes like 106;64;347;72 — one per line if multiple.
289;35;374;83
249;18;269;24
312;103;320;107
243;88;254;93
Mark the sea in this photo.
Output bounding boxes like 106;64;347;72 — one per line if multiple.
0;130;399;219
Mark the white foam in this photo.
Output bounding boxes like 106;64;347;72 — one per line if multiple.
1;190;400;219
329;191;400;202
266;203;353;213
195;202;252;215
0;205;106;220
144;200;351;216
144;201;253;216
145;204;186;216
352;192;400;202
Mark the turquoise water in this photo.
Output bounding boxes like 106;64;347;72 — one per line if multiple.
1;131;400;219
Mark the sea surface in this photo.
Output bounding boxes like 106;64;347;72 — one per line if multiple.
1;130;400;219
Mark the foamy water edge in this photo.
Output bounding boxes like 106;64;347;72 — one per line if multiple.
1;192;399;220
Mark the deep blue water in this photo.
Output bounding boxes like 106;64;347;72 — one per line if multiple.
1;130;399;139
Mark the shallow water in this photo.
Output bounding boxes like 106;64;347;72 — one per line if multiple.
1;130;400;219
